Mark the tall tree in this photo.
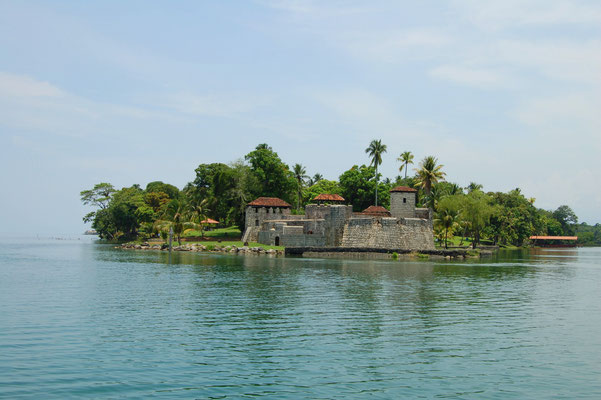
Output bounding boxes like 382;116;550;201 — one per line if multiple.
466;182;483;193
397;151;414;179
553;205;578;235
244;144;296;203
309;173;323;186
292;163;308;212
365;139;387;206
435;195;462;249
80;183;116;223
416;156;445;199
460;190;494;248
339;165;391;211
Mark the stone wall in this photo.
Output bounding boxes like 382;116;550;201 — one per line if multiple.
341;216;434;250
398;218;435;250
242;206;291;242
390;191;416;219
246;202;433;251
257;231;325;247
323;205;353;246
415;208;431;220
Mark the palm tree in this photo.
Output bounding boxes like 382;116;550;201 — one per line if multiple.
310;173;323;186
466;182;483;193
416;156;445;199
397;151;414;179
435;207;460;249
365;139;387;206
188;198;209;238
154;199;200;245
293;163;308;212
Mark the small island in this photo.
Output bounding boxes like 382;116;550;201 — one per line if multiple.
82;142;592;257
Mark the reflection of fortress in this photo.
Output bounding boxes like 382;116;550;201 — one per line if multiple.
242;187;435;250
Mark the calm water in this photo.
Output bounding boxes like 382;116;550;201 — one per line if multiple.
1;238;601;399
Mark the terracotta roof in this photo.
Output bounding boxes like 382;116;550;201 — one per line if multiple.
313;193;345;202
390;186;417;192
201;218;219;224
247;197;292;208
530;236;578;240
361;205;392;217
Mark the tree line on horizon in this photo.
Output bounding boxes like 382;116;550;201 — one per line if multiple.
81;142;590;247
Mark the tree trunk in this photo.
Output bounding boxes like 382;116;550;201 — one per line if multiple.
375;166;378;206
445;228;448;249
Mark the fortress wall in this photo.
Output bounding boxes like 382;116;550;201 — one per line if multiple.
283;226;304;235
325;205;354;246
243;206;292;242
281;234;326;247
341;218;402;248
415;208;431;220
399;218;435;250
341;217;434;250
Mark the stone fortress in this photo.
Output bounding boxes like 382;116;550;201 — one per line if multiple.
242;187;435;251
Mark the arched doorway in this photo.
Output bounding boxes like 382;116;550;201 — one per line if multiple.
275;236;280;246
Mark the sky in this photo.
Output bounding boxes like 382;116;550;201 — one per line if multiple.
1;0;600;235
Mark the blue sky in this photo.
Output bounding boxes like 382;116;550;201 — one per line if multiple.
1;0;600;235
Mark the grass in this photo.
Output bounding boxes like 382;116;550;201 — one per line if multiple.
183;226;241;239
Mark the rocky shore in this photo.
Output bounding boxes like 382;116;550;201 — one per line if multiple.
119;242;284;256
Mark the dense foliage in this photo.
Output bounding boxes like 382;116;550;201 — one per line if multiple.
82;142;589;246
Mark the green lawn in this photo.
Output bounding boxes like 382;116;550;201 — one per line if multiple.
183;226;241;239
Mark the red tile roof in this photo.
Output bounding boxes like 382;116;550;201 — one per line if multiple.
390;186;417;192
313;193;345;202
247;197;292;208
530;236;578;240
361;205;392;216
201;218;219;224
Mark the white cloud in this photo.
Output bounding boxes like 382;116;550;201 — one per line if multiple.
455;0;601;29
430;64;515;89
0;72;64;98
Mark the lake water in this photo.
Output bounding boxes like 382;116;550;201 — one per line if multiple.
1;238;601;399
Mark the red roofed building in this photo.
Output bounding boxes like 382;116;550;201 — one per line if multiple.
313;193;345;204
361;205;392;217
390;186;417;193
247;197;292;208
390;186;421;219
242;197;292;243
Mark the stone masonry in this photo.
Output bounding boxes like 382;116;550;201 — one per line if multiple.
242;188;435;251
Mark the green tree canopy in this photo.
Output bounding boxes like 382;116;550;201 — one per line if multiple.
303;179;343;204
553;205;578;235
145;181;180;199
397;151;414;179
244;144;295;203
339;165;391;211
416;156;445;198
459;190;494;248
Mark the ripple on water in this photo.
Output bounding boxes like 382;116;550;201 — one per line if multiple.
1;242;601;398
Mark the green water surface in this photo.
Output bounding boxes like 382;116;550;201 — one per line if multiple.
1;238;600;398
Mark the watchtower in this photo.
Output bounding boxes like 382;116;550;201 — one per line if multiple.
389;186;417;219
242;197;292;242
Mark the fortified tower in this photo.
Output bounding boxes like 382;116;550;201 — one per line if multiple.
389;186;417;219
242;197;292;243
